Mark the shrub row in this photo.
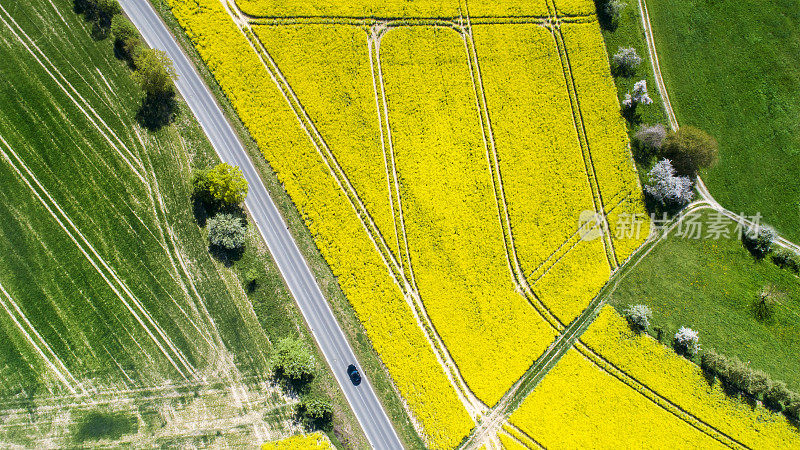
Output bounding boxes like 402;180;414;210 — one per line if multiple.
701;349;800;420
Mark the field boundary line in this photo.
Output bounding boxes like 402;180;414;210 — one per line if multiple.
502;423;543;449
368;24;414;288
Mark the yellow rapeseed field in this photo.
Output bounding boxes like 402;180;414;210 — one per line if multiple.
381;26;557;406
497;432;527;450
472;23;612;324
561;23;650;262
551;0;596;16
235;0;550;18
582;307;800;448
165;1;473;447
261;432;332;449
510;348;726;449
252;24;401;262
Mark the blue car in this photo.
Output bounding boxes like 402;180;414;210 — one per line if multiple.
347;364;362;386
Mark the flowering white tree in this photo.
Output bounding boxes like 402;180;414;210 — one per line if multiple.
624;304;652;332
644;159;694;207
635;123;667;150
613;47;642;75
674;327;700;356
622;79;653;110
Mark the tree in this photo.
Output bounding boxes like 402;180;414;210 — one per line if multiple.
772;249;800;273
635;124;667;151
753;284;782;322
111;16;140;61
604;0;627;25
785;395;800;421
644;159;694;207
622;79;653;111
95;0;122;25
764;380;793;411
612;47;641;76
624;304;652;333
673;327;699;357
272;337;316;384
206;163;249;206
296;396;333;429
742;226;776;259
133;48;177;97
661;126;719;176
207;213;246;251
700;349;728;376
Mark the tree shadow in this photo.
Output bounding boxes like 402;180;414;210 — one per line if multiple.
136;92;179;131
209;244;245;266
113;41;137;70
593;1;619;31
622;105;643;125
611;64;636;78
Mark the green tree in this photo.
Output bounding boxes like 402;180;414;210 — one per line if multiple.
207;213;246;251
661;126;719;176
111;16;140;60
296;396;333;430
206;163;249;206
272;337;316;384
133;48;177;97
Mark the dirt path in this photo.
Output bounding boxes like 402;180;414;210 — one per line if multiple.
638;0;800;255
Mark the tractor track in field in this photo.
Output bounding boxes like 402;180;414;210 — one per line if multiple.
0;134;197;382
0;3;147;184
233;4;781;447
366;23;488;420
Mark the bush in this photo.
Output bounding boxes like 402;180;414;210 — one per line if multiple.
742;226;776;259
296;396;333;430
764;380;793;411
753;285;780;322
673;327;700;357
111;16;141;61
207;213;246;251
786;395;800;421
272;337;316;384
644;159;694;207
661;126;719;176
771;248;800;273
635;124;667;151
624;304;652;333
700;349;728;376
612;47;641;76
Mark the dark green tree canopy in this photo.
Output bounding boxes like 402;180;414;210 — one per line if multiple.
661;126;719;176
133;48;177;97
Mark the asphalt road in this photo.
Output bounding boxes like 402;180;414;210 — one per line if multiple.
118;0;403;447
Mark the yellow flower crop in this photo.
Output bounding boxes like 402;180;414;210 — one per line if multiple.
561;23;649;262
552;0;596;16
498;431;527;450
261;432;332;449
381;26;557;406
472;23;611;324
582;307;800;448
510;348;726;449
235;0;549;19
165;1;473;447
252;25;400;262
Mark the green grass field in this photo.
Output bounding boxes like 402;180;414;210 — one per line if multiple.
0;0;359;446
609;209;800;391
646;0;800;241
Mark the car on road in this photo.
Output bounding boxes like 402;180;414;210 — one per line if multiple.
347;364;361;386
